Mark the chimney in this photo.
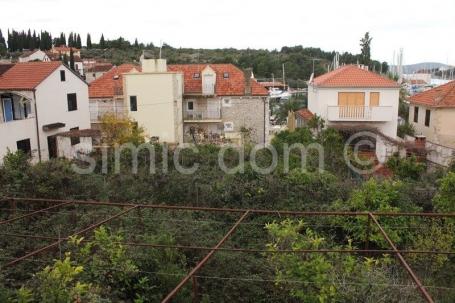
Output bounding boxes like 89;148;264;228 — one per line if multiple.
243;68;253;96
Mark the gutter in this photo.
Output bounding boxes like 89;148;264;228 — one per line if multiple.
32;90;42;162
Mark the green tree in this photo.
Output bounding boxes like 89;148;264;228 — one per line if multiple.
86;33;92;49
69;48;75;70
360;32;372;66
99;33;106;49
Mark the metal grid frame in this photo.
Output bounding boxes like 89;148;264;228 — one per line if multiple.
1;197;455;303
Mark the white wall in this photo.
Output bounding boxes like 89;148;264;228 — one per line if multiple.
35;65;91;160
308;85;399;139
0;118;38;164
18;50;50;62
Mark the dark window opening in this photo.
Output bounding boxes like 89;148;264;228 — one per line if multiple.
425;109;431;127
60;70;66;81
414;106;419;123
16;139;31;155
187;101;194;110
47;136;58;159
130;96;137;111
70;127;80;145
67;93;78;111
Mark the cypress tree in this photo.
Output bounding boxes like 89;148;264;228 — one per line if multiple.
76;34;82;48
69;48;75;70
0;29;6;54
99;33;105;49
86;33;92;49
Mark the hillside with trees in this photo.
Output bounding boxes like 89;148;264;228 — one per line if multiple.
1;29;388;87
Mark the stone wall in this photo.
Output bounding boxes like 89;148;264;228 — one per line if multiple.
221;96;269;144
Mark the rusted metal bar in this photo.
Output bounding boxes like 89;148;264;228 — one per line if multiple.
192;276;198;303
365;214;371;251
368;213;434;303
2;206;138;268
6;197;455;217
161;210;251;303
2;233;455;255
0;201;73;225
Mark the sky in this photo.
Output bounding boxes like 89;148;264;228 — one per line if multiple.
1;0;454;66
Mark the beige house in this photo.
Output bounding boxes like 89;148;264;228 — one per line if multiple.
88;64;140;128
167;63;270;144
123;59;184;143
18;50;51;62
408;80;455;165
308;65;400;162
122;59;270;145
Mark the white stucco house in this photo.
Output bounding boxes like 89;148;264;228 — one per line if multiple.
307;65;400;162
0;61;92;164
18;50;51;63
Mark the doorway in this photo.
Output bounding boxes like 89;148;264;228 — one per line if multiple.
47;136;58;159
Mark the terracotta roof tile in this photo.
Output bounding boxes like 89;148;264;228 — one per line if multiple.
408;80;455;108
89;64;140;98
0;61;62;90
167;64;268;96
312;65;399;88
295;108;314;120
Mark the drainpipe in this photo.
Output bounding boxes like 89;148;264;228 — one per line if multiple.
263;97;266;145
33;90;42;162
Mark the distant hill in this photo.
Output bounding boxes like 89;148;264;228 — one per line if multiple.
395;62;454;74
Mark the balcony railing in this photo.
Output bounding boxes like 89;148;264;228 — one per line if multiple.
184;109;221;121
327;106;393;122
90;106;128;122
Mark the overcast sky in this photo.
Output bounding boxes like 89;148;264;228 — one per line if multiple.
1;0;454;65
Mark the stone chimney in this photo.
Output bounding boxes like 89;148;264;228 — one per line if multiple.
140;51;167;73
243;68;253;96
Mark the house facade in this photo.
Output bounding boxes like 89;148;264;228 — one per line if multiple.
408;80;455;166
307;65;400;162
88;64;140;128
0;62;91;163
18;50;51;62
167;64;270;144
123;59;184;143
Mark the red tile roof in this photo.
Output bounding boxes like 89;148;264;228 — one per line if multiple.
167;64;269;96
408;80;455;108
295;108;314;120
89;64;140;98
0;61;62;90
312;65;399;88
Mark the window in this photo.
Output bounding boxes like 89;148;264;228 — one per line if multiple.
193;73;200;79
67;93;78;111
70;127;80;145
16;139;31;155
223;72;229;79
370;92;380;107
414;106;419;123
224;122;234;132
425;109;431;127
130;96;137;111
222;98;231;107
187;101;194;110
2;98;14;122
60;70;66;81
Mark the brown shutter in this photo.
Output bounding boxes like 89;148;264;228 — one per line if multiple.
370;92;380;107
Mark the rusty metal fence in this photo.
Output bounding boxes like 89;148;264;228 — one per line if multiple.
1;197;455;303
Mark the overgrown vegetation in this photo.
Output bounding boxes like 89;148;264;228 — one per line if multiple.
0;125;454;302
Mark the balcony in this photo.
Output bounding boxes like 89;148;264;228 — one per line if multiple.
90;106;128;123
184;109;221;122
327;106;393;122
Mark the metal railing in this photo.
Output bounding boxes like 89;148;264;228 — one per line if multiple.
89;106;128;122
184;109;221;120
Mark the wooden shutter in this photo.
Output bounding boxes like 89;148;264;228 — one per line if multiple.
370;92;380;107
